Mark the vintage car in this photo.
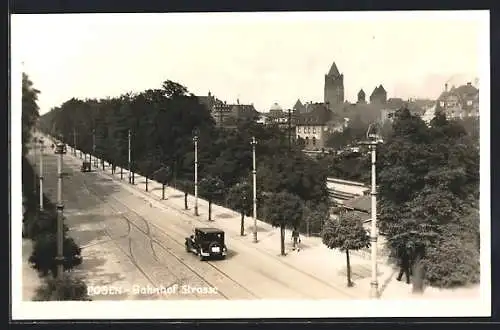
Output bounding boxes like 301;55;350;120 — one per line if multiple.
54;143;67;154
185;227;227;261
81;161;91;172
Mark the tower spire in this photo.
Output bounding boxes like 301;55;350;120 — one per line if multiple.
327;62;340;76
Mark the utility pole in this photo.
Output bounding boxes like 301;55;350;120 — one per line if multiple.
288;109;292;151
359;123;381;299
193;133;199;216
33;138;37;197
55;143;65;278
251;136;258;243
92;129;96;168
39;139;44;211
128;129;132;184
73;128;77;156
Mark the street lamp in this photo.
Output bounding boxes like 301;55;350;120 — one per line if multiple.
358;122;383;299
251;136;258;243
54;142;66;278
193;129;199;216
38;138;45;211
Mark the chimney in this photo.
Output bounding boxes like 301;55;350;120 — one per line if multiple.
467;82;472;86
445;83;448;92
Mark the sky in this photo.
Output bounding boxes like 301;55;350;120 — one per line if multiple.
12;11;484;114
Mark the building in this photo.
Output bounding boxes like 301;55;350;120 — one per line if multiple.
357;89;366;104
293;99;307;114
324;62;345;109
370;85;387;104
435;82;479;119
265;103;294;130
326;177;369;205
197;93;259;128
295;103;344;150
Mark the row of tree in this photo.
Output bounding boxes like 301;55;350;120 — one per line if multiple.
22;73;90;300
38;80;331;255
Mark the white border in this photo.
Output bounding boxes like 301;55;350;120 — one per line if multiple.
11;10;491;320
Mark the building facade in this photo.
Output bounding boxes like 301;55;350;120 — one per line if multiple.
324;62;345;109
295;103;344;150
435;82;479;119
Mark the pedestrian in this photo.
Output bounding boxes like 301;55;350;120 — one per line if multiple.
396;242;413;284
291;228;301;252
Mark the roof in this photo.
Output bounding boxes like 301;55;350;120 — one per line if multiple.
343;195;371;213
370;85;387;98
438;83;479;102
196;227;224;233
270;102;282;111
327;61;341;77
296;103;332;125
358;89;365;97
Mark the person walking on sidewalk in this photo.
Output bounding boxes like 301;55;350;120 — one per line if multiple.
291;228;301;252
396;242;414;284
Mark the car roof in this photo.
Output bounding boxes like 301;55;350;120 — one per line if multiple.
196;227;224;234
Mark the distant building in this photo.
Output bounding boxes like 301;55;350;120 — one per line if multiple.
357;89;366;104
293;99;307;114
370;85;387;104
435;82;479;119
295;103;344;150
265;103;294;130
197;93;259;128
324;62;345;109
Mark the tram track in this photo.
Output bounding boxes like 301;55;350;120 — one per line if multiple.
78;173;259;300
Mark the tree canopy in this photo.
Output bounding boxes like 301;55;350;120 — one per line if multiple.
378;108;479;288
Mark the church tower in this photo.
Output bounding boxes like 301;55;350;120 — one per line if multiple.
324;61;344;110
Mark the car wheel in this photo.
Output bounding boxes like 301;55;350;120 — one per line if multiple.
199;254;205;261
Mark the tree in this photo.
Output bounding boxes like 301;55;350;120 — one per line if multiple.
199;176;225;221
303;201;330;236
22;73;40;155
29;233;83;277
378;108;479;288
263;192;303;256
152;165;171;200
321;209;370;287
176;179;194;210
226;181;253;236
34;274;91;301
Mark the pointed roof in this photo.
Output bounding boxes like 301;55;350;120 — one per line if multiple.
294;99;303;108
358;89;365;96
378;84;386;93
327;62;340;77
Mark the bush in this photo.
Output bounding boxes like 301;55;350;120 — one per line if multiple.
421;238;480;288
29;233;83;277
34;274;91;301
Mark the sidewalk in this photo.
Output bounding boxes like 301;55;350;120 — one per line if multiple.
64;145;480;299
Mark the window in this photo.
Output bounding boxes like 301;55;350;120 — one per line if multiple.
297;127;301;133
467;100;473;106
312;137;316;146
440;101;445;107
313;127;316;134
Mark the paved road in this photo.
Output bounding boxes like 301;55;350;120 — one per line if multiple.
28;146;355;301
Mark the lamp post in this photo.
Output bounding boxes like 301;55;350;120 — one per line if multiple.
251;137;258;243
128;129;132;184
54;142;65;278
32;137;37;196
193;132;199;216
359;123;382;299
73;128;77;156
38;138;44;211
